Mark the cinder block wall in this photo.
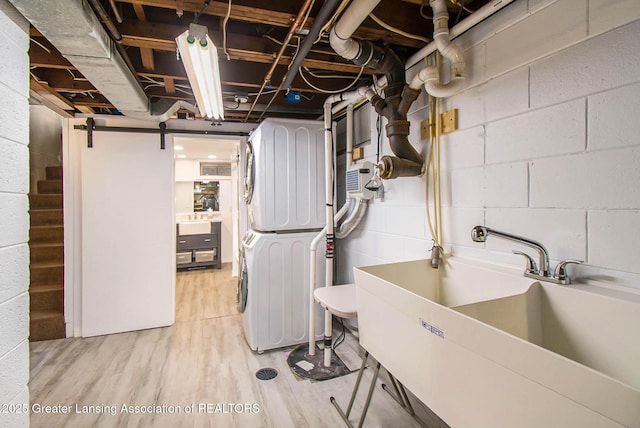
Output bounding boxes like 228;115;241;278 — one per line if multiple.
338;0;640;289
0;1;30;426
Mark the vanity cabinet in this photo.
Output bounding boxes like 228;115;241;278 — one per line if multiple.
176;222;221;270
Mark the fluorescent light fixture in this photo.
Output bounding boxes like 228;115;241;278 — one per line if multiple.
176;23;224;120
177;154;187;158
174;145;184;151
208;155;217;159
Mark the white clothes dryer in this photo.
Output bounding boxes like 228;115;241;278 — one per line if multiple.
244;118;325;232
239;229;324;352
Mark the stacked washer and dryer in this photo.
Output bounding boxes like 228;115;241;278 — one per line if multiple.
238;118;326;352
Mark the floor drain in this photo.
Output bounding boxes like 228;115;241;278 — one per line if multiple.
256;368;278;381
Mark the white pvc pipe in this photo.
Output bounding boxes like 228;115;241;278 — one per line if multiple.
311;87;368;366
329;0;381;60
308;201;351;356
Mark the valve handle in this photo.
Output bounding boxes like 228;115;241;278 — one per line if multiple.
554;259;583;281
512;250;538;275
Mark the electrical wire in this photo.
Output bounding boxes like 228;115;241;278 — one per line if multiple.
331;317;346;351
298;64;365;94
299;0;316;31
369;13;430;43
30;37;51;53
222;0;232;60
419;0;432;19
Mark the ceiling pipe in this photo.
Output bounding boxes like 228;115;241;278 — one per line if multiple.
244;0;315;121
256;0;343;122
408;0;465;98
329;0;423;179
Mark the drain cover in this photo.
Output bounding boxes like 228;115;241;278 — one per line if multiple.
255;368;278;381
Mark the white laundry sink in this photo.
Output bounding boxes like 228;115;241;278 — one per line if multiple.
354;257;640;428
177;221;211;235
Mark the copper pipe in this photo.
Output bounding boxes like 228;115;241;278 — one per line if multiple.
244;0;314;121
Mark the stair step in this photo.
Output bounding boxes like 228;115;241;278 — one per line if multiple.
30;194;62;210
30;209;63;226
37;180;62;194
30;225;64;244
45;166;63;180
30;285;63;312
30;310;65;341
30;243;64;264
30;263;63;286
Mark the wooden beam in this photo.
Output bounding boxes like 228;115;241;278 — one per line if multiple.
163;77;175;94
31;69;98;93
131;4;155;71
117;0;425;48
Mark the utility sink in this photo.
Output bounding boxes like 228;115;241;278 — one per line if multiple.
354;258;640;428
177;221;211;235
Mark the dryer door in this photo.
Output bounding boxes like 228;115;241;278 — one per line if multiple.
237;248;248;313
243;142;255;205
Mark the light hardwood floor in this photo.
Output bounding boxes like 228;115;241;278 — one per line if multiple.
30;265;449;427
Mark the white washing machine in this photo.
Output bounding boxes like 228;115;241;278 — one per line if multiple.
238;229;324;352
244;118;325;232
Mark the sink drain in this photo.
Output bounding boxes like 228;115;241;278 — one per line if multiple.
255;368;278;381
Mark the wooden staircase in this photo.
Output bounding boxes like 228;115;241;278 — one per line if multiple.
30;166;65;341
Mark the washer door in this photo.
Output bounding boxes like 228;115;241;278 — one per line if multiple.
243;142;255;205
237;248;248;313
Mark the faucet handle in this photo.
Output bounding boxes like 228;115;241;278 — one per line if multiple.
554;260;583;283
512;250;539;274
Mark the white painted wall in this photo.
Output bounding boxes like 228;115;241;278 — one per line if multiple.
337;0;640;290
0;1;29;426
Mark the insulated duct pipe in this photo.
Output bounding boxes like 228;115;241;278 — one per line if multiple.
329;0;424;179
9;0;199;121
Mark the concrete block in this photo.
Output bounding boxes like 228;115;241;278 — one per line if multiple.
450;167;485;207
0;244;29;304
441;206;485;248
385;205;427;238
441;126;485;170
1;386;29;428
589;210;640;274
0;1;29;43
442;85;486;130
484;67;530;123
486;0;587;78
588;83;640;151
374;232;409;263
402;236;433;260
531;20;640;107
484;162;529;208
0;293;28;358
0;340;28;405
0;194;28;248
0;83;29;146
0;138;28;193
589;0;640;36
485;208;587;261
486;99;586;164
530;148;640;209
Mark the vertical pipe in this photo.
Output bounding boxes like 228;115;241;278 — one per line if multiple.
346;104;354;166
323;101;334;367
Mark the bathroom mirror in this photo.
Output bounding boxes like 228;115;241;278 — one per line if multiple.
193;181;219;212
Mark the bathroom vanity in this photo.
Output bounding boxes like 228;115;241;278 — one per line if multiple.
176;221;221;270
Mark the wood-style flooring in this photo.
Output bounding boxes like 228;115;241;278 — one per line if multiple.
29;265;449;427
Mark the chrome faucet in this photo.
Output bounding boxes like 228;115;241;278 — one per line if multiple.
471;225;582;285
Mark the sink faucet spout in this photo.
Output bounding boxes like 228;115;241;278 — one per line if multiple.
471;226;551;277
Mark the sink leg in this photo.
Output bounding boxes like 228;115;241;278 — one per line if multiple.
330;351;381;428
382;372;427;427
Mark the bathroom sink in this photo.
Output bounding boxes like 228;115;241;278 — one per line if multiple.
354;257;640;428
178;221;211;235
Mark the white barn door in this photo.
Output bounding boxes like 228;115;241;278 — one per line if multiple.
81;132;174;337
